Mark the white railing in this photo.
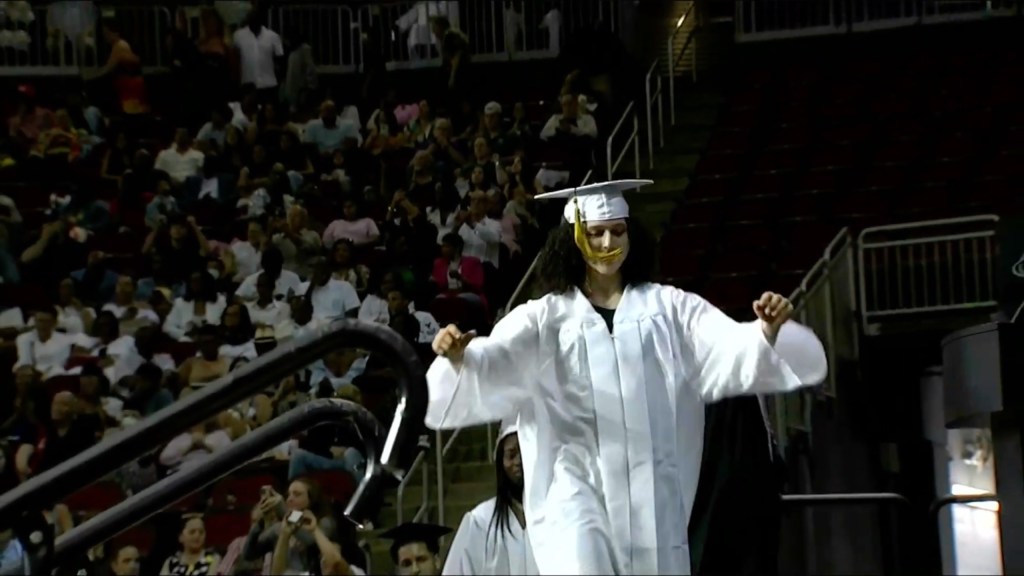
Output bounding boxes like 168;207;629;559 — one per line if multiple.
395;434;432;524
606;101;641;181
269;4;362;74
666;1;698;127
1;0;617;77
857;215;1000;334
769;227;858;450
736;0;1021;42
0;4;171;76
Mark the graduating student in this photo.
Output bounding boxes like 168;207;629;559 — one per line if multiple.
443;421;539;575
424;180;828;575
380;522;453;576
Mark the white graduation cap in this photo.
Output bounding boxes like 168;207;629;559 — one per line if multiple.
534;179;654;224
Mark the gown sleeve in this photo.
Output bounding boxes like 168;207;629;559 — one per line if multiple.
441;510;483;575
424;301;541;430
677;290;828;403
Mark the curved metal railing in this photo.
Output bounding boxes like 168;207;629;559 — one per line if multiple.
0;320;428;570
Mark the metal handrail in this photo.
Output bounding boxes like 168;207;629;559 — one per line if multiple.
395;442;431;524
606;100;641;180
52;400;377;567
930;492;999;519
644;60;665;169
668;1;698;126
0;319;427;529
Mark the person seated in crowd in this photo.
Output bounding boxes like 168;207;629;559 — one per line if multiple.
297;257;361;322
304;100;362;160
14;306;93;378
142;214;211;292
235;245;302;302
322;197;380;248
270;204;322;279
431;233;486;309
13;391;99;482
101;275;161;334
155;128;206;187
163;270;226;342
245;272;292;335
159;514;221;574
144;175;181;230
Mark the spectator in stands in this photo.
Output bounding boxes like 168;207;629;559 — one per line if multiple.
233;11;284;105
54;276;95;334
386;283;421;345
297;258;360;322
480;101;520;157
14;391;99;482
142;215;211;290
0;367;45;441
243;477;336;574
102;275;160;334
100;127;135;184
462;137;502;192
304;100;362;159
122;361;175;417
108;544;141;576
219;302;258;362
540;93;598;142
426;118;467;177
7;84;54;158
282;30;318;115
158;412;232;475
20;218;85;288
431;15;472;110
159;514;221;575
323;198;380;248
85;18;147;116
230;218;268;281
195;106;231;154
456;194;502;272
235;246;301;302
14;307;91;378
405;99;436;149
270;205;321;278
381;522;452;576
76;364;119;435
29;109;82;170
329;240;369;295
145;176;181;230
164;271;226;341
0;524;29;576
155;129;205;187
246;272;291;333
195;8;231;121
271;508;347;575
432;233;486;308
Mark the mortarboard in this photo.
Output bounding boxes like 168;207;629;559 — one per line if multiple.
535;179;654;263
380;522;454;561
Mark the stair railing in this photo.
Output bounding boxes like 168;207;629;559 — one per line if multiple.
667;1;699;126
606;101;641;180
856;215;1000;335
644;60;666;170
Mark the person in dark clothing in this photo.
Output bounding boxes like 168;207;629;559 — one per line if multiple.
688;396;786;575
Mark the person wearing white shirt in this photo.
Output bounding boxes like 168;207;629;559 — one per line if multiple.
163;272;227;341
0;526;30;576
539;93;598;142
13;308;92;378
297;261;361;321
234;247;301;302
232;13;283;94
102;275;161;333
246;272;292;329
154;129;205;186
456;196;502;269
231;220;267;282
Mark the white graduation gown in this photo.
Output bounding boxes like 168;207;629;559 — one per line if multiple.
425;283;827;576
443;497;539;575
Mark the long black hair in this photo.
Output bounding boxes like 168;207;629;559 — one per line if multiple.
487;433;524;545
535;219;656;295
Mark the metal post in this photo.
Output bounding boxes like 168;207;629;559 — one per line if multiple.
633;112;641;179
668;41;676;125
435;429;446;528
646;66;655;170
657;75;665;148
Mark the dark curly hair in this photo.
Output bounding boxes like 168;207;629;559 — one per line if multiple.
535;219;656;295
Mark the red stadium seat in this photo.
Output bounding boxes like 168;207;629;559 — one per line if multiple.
708;249;763;276
821;123;873;146
793;169;841;195
726;194;781;223
429;297;474;329
833;188;893;219
753;149;802;175
743;172;788;198
686;176;736;201
872;139;922;167
308;470;356;504
934;134;975;163
807;145;857;172
662;224;714;253
765;126;811;150
64;481;126;513
982;152;1024;180
694;153;743;180
720;222;778;250
702;274;759;312
784;191;827;220
211;472;280;509
857;165;907;191
918;160;968;187
707;131;751;155
674;198;721;225
204;511;251;552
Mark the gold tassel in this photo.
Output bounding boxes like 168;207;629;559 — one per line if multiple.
573;196;623;264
